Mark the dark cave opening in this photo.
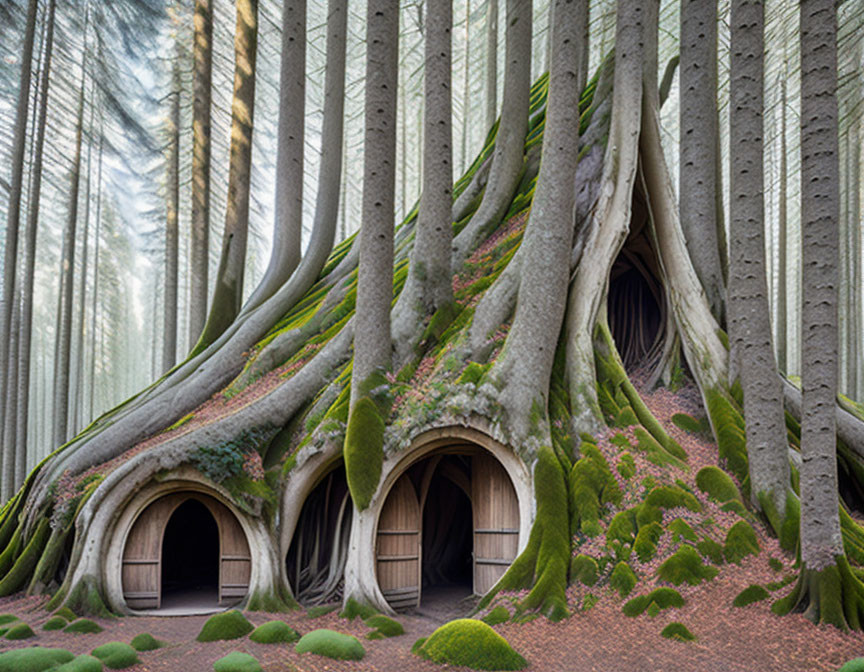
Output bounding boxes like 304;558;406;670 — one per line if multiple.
161;498;219;600
286;464;353;606
421;464;473;594
608;260;664;371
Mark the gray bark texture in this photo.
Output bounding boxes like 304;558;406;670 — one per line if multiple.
163;67;181;373
845;117;859;397
485;0;498;131
679;0;725;324
776;69;788;373
451;0;532;269
489;0;587;441
392;0;454;365
728;0;788;515
351;0;399;400
188;0;213;348
245;0;306;311
196;0;258;348
799;0;843;571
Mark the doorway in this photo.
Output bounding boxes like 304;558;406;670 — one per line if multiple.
160;498;220;610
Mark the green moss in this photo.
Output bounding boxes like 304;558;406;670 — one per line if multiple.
339;597;377;621
705;389;748;482
53;607;77;622
0;518;50;596
615;405;639;427
245;584;299;613
569;444;621;536
481;606;511;626
660;622;696;642
644;485;702;513
733;584;770;607
724;521;760;564
570;554;599;586
0;614;16;625
668;518;698;543
60;575;113;618
720;500;748;517
213;652;262;672
610;561;637;597
617;452;636;480
459;362;490;386
623;588;684;617
295;629;365;661
768;557;784;572
248;620;299;644
5;622;34;639
696;538;725;565
64;618;103;634
671;413;707;435
130;633;164;651
0;647;74;672
196;610;254;642
606;510;636;545
344;396;385;511
364;614;403;639
839;659;864;672
771;557;864;630
51;654;104;672
696;466;742;503
306;605;338;619
416;619;526;671
43;616;67;631
90;643;139;670
657;545;719;586
634;521;663;562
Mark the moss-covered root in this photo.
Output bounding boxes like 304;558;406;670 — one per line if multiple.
47;575;114;619
478;445;569;620
0;518;50;596
344;372;391;511
773;556;864;631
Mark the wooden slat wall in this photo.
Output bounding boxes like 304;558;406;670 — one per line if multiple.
214;501;252;603
472;453;520;595
376;475;421;610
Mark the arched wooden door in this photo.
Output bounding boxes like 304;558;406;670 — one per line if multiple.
376;474;421;610
472;452;520;595
121;493;251;610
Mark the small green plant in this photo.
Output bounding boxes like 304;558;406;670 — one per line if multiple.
196;610;254;642
64;618;103;634
130;633;164;651
213;652;262;672
695;466;742;503
0;647;75;672
339;597;377;621
53;607;77;622
482;606;511;626
91;642;140;670
52;654;104;672
657;544;719;586
0;614;17;625
249;620;300;644
838;658;864;672
610;561;637;597
295;629;365;661
623;588;684;617
364;614;404;639
668;518;698;543
634;522;663;562
5;623;34;640
415;619;527;671
43;616;67;631
570;554;599;586
724;520;760;564
696;537;725;564
661;622;696;642
733;584;770;607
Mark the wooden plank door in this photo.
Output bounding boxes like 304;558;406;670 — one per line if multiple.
210;499;252;604
472;453;520;595
376;474;421;610
121;493;183;610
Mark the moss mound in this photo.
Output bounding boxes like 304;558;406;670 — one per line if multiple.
130;632;164;651
415;619;527;671
64;618;103;634
213;652;262;672
657;545;719;586
724;520;760;564
90;643;139;670
6;622;35;639
0;647;74;672
43;616;67;631
249;620;300;644
52;654;104;672
644;485;701;513
196;610;254;642
696;466;742;503
339;597;377;621
295;629;365;661
306;604;338;619
696;537;725;564
623;588;684;617
482;606;511;626
668;518;698;543
364;614;404;639
733;584;770;607
661;622;696;642
610;561;637;597
53;607;77;622
634;521;663;562
0;613;17;625
839;659;864;672
570;554;599;586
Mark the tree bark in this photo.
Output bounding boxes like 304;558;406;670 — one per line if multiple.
451;0;532;268
776;66;788;374
244;0;306;311
485;0;498;131
351;0;399;400
195;0;258;348
679;0;725;323
845;116;859;398
188;0;213;348
163;64;181;373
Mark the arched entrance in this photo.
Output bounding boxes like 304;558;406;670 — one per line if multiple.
121;492;251;612
375;446;519;611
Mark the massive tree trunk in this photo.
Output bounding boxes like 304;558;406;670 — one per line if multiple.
679;0;725;323
188;0;213;347
728;0;788;519
195;0;259;349
243;0;306;311
162;63;181;373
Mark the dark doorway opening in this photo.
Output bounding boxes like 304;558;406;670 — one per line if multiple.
608;260;664;370
287;465;353;607
161;499;219;607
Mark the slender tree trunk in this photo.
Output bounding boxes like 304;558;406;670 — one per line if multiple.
451;0;532;266
195;0;258;348
163;65;181;373
461;0;471;172
188;0;213;348
350;0;399;402
776;67;788;374
485;0;498;130
244;0;305;311
845;117;859;397
0;0;38;480
852;116;862;401
680;0;725;323
52;15;89;449
16;0;56;496
3;296;20;494
87;132;103;424
728;0;788;517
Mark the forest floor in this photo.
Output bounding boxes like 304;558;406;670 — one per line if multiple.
2;380;864;671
